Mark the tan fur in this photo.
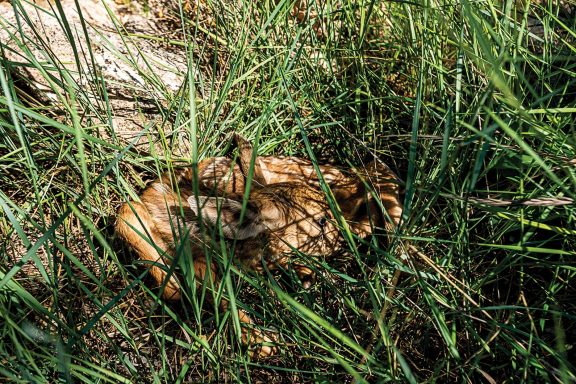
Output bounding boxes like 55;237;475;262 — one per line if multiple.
115;161;340;357
116;136;403;357
199;134;404;289
232;134;403;237
220;134;403;284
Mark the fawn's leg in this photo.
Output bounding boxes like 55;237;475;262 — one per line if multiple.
194;255;278;358
116;201;182;300
232;133;269;186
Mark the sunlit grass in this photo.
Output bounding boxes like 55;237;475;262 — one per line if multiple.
1;0;574;382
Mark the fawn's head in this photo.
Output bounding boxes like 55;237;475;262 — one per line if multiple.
188;183;341;259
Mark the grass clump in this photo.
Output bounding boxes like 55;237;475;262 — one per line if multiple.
1;0;575;382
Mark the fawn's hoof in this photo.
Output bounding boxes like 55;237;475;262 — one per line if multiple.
294;265;316;289
245;328;279;359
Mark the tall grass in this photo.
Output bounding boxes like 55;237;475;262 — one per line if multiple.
1;0;575;382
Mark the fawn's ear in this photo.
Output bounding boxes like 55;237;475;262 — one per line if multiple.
233;133;269;186
187;196;266;239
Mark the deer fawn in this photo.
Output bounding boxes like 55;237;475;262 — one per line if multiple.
116;135;403;357
231;134;403;239
185;134;403;291
115;157;341;357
